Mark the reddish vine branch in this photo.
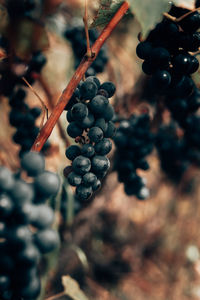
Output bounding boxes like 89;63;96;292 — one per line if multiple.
31;1;130;152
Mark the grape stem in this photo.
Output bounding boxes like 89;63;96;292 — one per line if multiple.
31;1;130;152
164;6;200;23
45;291;65;300
83;0;93;58
35;74;71;147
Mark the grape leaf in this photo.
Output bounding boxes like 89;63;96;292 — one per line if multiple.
90;0;124;28
91;0;196;38
172;0;195;9
62;275;89;300
129;0;171;38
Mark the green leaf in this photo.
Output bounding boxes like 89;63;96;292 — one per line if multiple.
129;0;171;38
172;0;195;9
62;275;89;300
90;0;123;28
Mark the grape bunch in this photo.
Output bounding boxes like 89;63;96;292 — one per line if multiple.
6;0;38;19
0;34;47;97
9;88;50;157
0;151;60;300
114;114;154;199
64;20;108;76
136;8;200;125
64;76;116;204
156;114;200;182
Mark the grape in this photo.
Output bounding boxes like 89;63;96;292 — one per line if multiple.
64;24;108;75
34;171;60;197
88;126;103;143
81;144;95;158
82;172;97;187
67;172;82;186
75;184;93;201
142;60;154;75
151;70;171;89
94;118;107;132
88;95;109;115
18;275;41;299
72;156;91;175
71;103;88;120
136;41;152;59
30;205;54;229
77;112;95;129
15;244;40;266
8;226;32;249
65;145;81;161
151;47;170;68
79;80;98;100
172;53;192;74
103;104;115;121
0;167;14;192
92;179;101;191
21;152;45;176
34;229;59;253
99;82;116;98
95;138;112;155
30;107;42;119
91;155;110;174
29;52;47;73
0;194;13;218
67;122;83;138
66;110;74;122
0;276;10;293
86;76;101;88
178;11;200;33
64;77;115;208
104;121;116;138
10;180;34;205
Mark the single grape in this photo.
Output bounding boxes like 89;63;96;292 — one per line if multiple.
82;172;97;187
95;138;112;155
71;103;88;121
91;155;110;174
72;155;91;175
88;126;103;143
67;172;82;186
34;171;60;197
34;229;59;254
81;144;95;158
99;82;116;98
65;145;81;161
21;152;45;176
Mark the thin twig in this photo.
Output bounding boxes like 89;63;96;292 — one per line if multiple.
22;77;48;129
83;0;93;58
164;6;200;23
31;1;130;152
45;291;65;300
35;74;70;147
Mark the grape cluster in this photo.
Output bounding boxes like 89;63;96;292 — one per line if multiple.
64;76;116;204
136;9;200;125
6;0;38;19
0;151;60;300
0;47;47;97
156;123;188;181
64;21;108;76
9;88;50;157
114;114;154;199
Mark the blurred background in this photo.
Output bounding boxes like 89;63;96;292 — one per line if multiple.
1;0;200;299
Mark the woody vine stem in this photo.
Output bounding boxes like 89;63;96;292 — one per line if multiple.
31;1;130;152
